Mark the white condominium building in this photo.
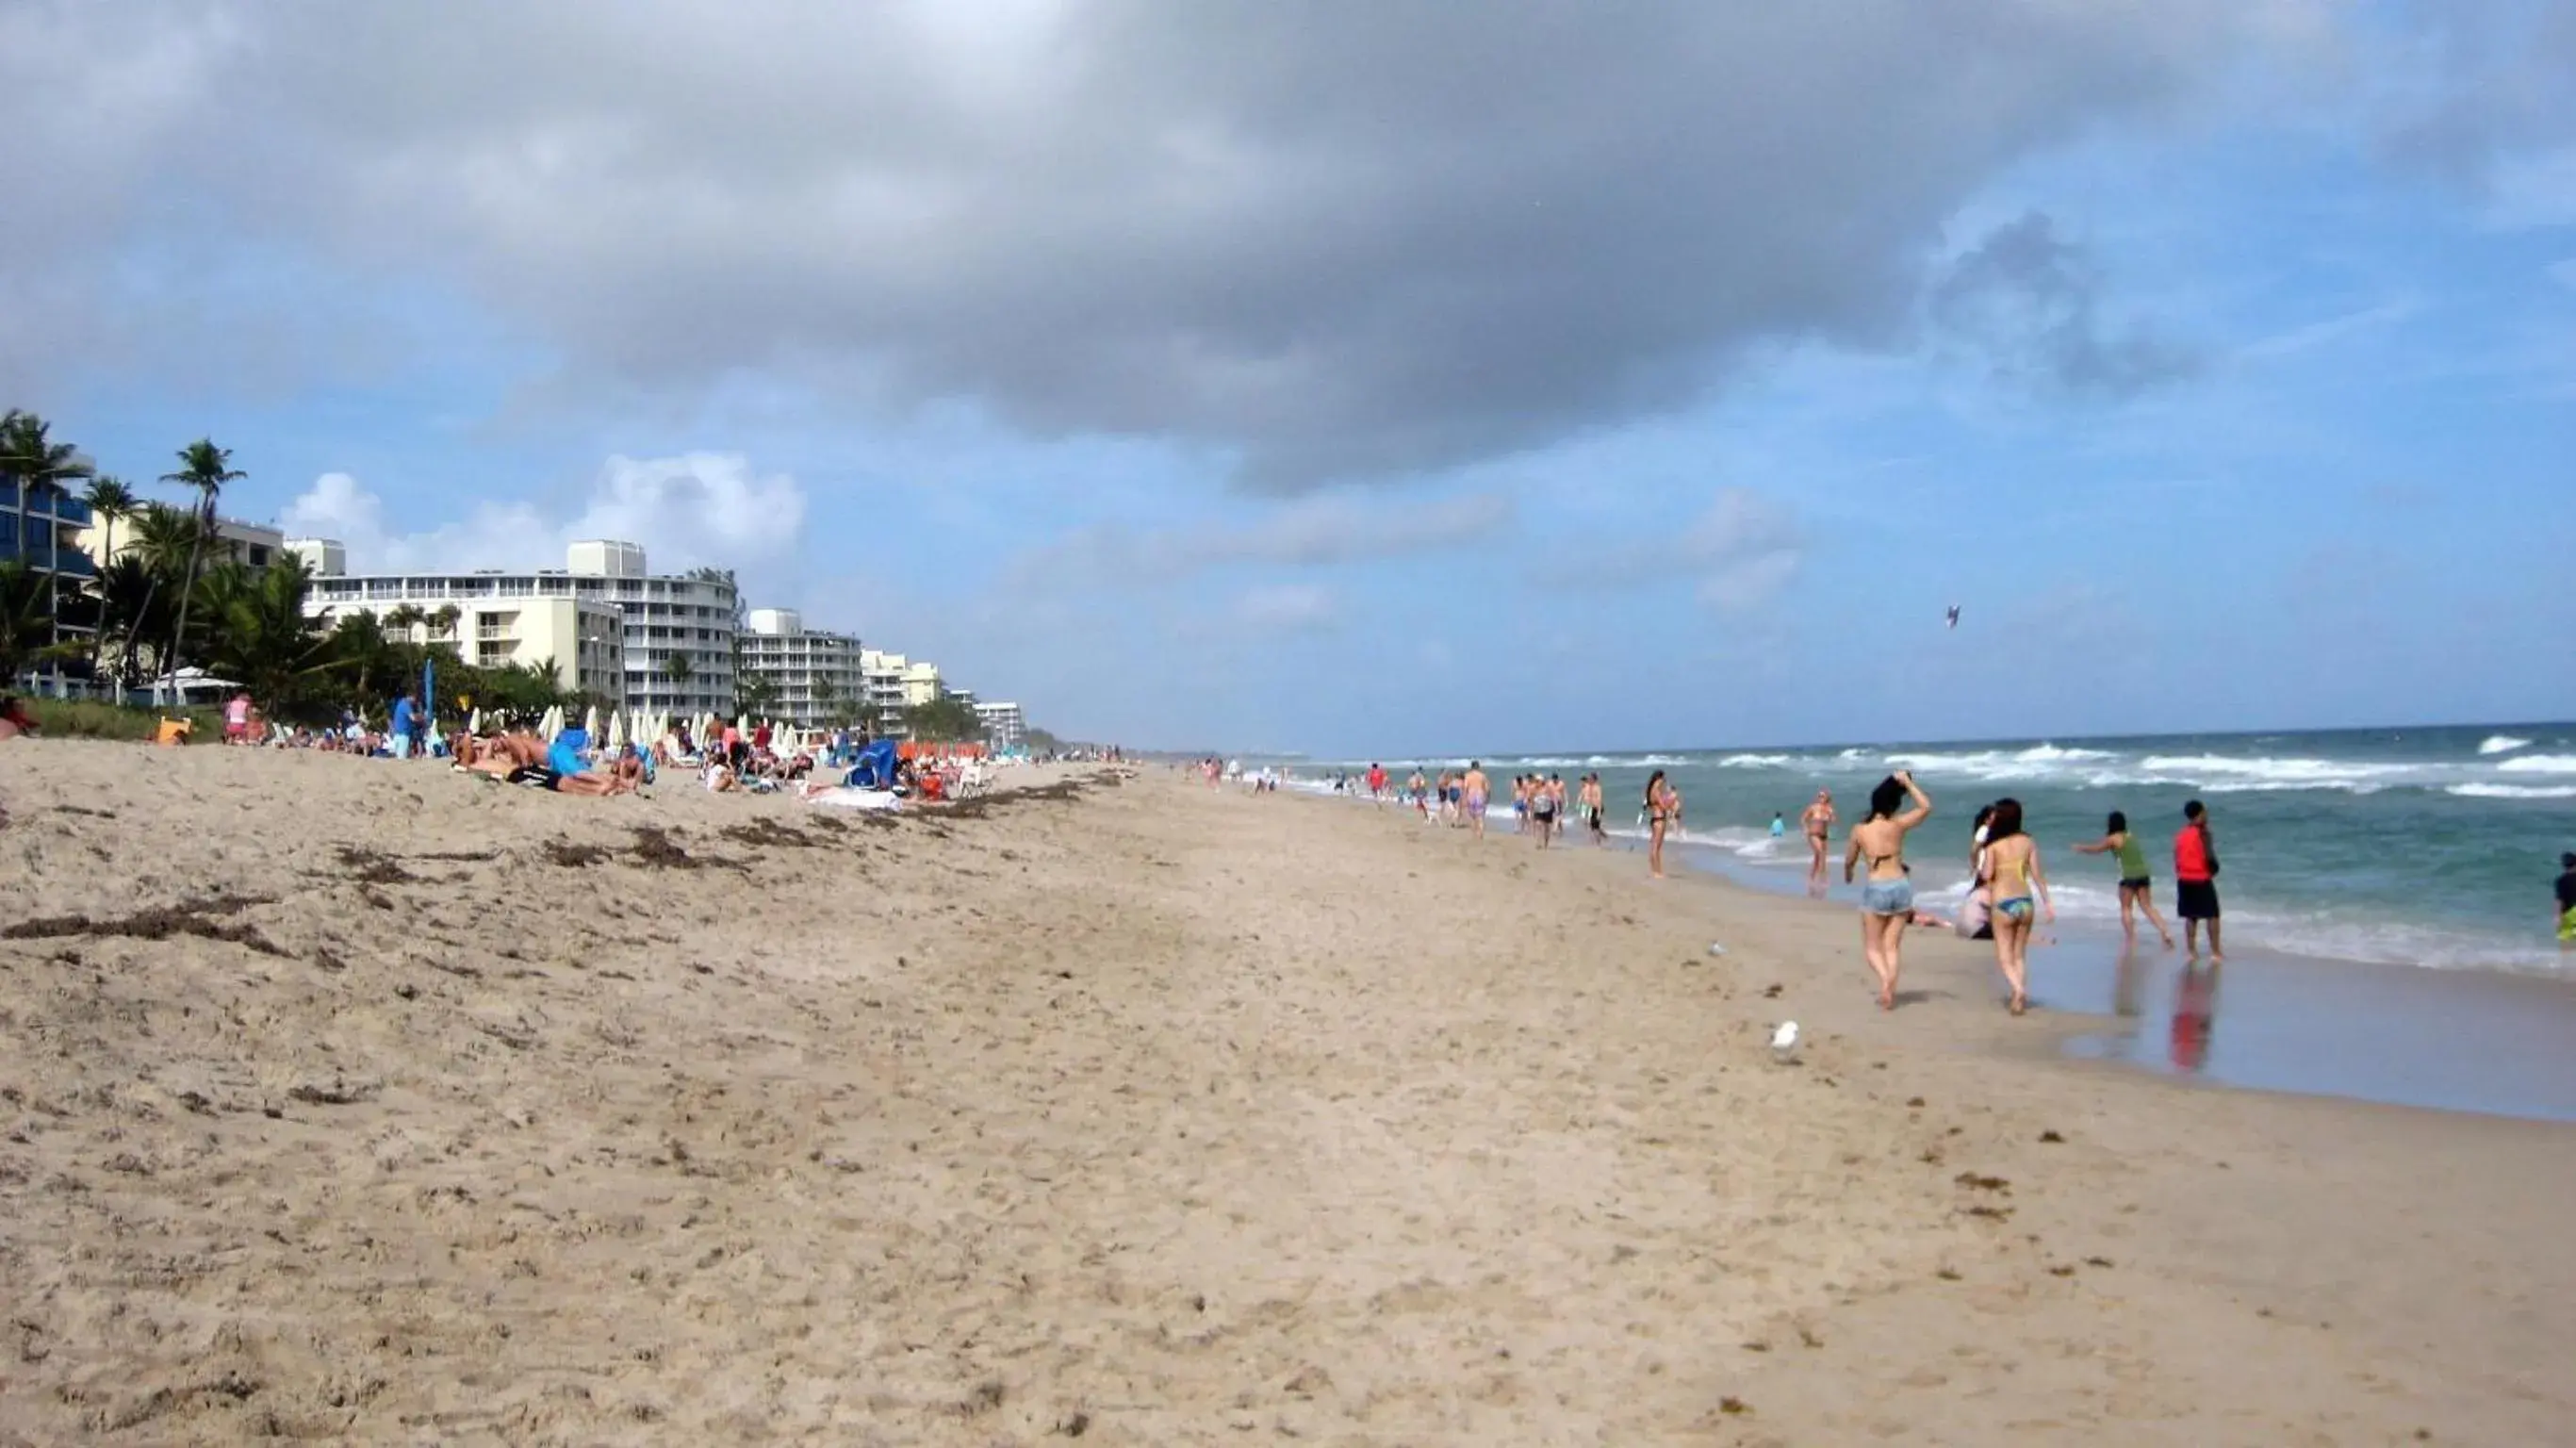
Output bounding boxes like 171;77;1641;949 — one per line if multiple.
973;700;1025;748
83;514;286;570
859;649;911;723
738;608;863;728
307;592;627;699
293;538;740;715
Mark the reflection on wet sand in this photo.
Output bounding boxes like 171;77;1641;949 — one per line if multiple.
2170;963;2221;1073
2113;942;2146;1019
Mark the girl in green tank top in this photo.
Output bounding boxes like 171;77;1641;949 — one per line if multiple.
2074;810;2176;949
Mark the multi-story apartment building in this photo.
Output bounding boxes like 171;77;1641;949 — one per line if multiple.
859;649;912;728
2;473;94;693
79;514;284;570
305;591;627;699
737;608;862;728
857;649;955;737
294;539;739;715
973;700;1025;749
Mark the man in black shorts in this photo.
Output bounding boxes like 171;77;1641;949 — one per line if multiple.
2174;800;2223;962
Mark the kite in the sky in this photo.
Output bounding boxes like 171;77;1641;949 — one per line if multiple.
1945;605;1961;631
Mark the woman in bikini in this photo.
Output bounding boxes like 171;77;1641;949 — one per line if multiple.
1644;770;1682;878
1977;798;2053;1014
1842;771;1932;1010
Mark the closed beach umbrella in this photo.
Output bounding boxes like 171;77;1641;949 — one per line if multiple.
582;703;599;741
606;710;627;751
468;707;483;735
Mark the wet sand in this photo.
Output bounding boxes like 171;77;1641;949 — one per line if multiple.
1666;836;2576;1122
1;746;2570;1443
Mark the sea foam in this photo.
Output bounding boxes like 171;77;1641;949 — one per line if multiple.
2497;754;2576;776
2478;734;2534;755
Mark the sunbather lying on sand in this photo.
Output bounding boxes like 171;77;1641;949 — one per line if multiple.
458;732;548;777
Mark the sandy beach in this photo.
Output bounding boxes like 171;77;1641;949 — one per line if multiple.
2;745;2570;1444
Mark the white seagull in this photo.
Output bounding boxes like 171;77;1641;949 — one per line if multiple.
1769;1020;1800;1062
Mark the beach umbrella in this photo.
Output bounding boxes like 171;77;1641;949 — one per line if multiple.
606;710;627;751
468;707;483;735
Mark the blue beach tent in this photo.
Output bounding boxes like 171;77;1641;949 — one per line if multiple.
845;737;900;789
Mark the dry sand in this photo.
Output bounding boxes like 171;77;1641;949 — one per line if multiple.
0;744;2569;1444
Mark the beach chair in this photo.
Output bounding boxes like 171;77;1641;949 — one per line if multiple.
956;760;992;798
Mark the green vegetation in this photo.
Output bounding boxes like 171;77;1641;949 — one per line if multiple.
903;692;986;744
4;408;609;728
23;699;226;740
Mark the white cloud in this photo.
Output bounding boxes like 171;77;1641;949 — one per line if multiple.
1004;489;1513;594
280;452;806;575
1232;583;1341;634
1548;485;1802;614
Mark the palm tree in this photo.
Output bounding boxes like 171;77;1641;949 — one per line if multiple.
382;602;426;643
115;503;199;683
660;651;694;707
76;476;138;675
87;555;164;691
158;437;246;692
80;475;136;561
1;412;96;688
198;555;340;717
0;410;95;507
1;561;81;687
431;603;462;641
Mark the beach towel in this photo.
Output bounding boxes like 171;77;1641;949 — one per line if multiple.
806;787;901;813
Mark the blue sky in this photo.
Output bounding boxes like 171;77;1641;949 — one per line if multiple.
5;2;2570;753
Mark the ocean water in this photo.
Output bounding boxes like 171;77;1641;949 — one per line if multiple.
1264;723;2576;977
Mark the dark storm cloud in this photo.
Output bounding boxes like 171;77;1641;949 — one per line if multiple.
4;1;2289;483
1930;211;2202;397
2374;1;2576;188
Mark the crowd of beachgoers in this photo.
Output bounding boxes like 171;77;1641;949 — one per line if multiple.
1181;753;2343;1027
0;687;1123;810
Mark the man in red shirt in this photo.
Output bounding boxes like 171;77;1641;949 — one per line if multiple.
1365;762;1387;807
2174;800;2223;963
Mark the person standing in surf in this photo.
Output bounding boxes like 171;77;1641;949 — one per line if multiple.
2174;799;2223;963
2074;810;2176;949
1977;798;2051;1014
1843;771;1933;1010
2553;851;2575;950
1800;789;1837;897
1529;773;1560;848
1462;761;1491;840
1580;774;1607;846
1644;770;1682;879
